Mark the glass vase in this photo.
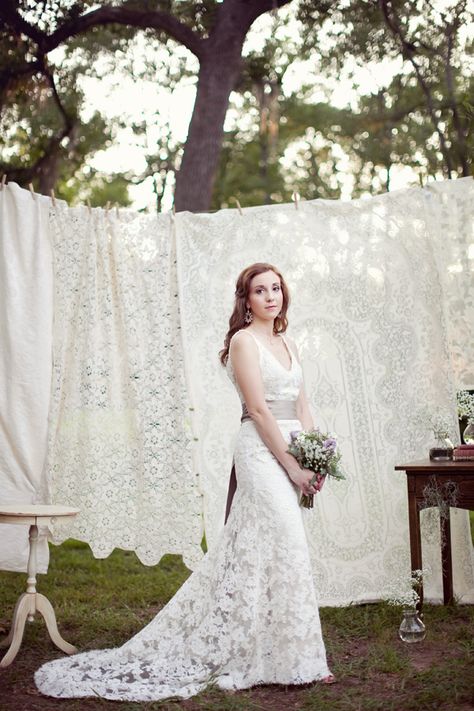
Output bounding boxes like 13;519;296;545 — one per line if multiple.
398;609;426;643
429;434;453;461
463;422;474;445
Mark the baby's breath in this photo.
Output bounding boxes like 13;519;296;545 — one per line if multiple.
457;390;474;424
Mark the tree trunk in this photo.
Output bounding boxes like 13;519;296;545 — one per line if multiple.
174;0;287;212
174;45;244;213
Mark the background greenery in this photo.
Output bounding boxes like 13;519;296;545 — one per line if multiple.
0;0;472;211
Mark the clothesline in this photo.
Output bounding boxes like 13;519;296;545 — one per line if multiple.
0;175;308;217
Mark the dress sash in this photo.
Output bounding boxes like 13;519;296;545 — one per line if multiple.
224;399;298;524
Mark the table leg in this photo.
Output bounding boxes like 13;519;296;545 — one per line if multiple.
0;524;38;667
0;522;76;667
440;507;453;604
407;475;424;608
36;594;77;655
0;594;34;667
0;595;22;648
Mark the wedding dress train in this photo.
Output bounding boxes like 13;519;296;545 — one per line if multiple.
35;330;331;701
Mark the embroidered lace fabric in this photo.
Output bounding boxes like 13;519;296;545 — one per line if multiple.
41;204;203;570
35;330;330;701
174;181;474;605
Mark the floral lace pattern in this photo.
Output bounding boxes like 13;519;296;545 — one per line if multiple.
175;183;474;605
32;180;473;607
43;205;204;569
35;329;330;701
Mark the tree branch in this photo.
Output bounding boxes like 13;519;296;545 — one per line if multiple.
0;1;46;46
379;0;454;177
0;1;205;58
42;62;74;133
45;4;205;59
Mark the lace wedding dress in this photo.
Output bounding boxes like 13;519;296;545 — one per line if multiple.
35;330;331;701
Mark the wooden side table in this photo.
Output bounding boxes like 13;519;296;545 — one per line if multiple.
394;460;474;606
0;504;79;667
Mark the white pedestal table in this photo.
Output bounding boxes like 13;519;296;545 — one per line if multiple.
0;504;79;667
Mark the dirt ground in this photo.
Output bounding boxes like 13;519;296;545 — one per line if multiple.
1;628;473;711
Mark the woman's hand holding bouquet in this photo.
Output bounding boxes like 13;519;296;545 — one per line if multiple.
287;428;345;508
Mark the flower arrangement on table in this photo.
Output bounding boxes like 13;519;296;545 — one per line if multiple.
457;390;474;425
287;428;345;508
428;412;452;440
457;390;474;446
427;412;454;460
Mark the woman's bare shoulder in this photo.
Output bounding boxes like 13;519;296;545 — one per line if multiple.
229;329;258;354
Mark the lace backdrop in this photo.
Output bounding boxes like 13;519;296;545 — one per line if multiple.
44;204;204;570
3;180;472;603
175;179;474;604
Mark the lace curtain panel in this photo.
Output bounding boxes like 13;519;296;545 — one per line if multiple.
175;178;474;604
43;204;204;570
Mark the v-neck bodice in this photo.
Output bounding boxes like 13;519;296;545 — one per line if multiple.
226;328;303;404
247;331;293;373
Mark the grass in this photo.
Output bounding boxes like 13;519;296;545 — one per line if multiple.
0;540;473;711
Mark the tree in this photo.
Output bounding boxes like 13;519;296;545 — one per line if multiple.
298;0;473;180
0;0;293;212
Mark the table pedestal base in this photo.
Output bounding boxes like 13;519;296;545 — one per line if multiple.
0;591;77;667
0;521;77;668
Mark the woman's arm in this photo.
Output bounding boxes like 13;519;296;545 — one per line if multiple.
287;335;326;491
286;336;314;431
230;331;317;496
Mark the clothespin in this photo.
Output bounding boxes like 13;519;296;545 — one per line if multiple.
115;204;120;218
50;189;56;207
28;183;36;200
86;199;92;213
292;191;299;210
105;201;111;212
232;197;243;216
0;174;6;190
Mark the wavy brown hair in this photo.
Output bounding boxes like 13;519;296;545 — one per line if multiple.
219;262;290;366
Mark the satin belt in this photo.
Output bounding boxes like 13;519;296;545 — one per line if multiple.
225;399;298;524
240;399;297;423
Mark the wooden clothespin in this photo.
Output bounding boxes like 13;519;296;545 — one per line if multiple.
292;191;299;210
28;183;36;200
50;189;56;207
86;199;92;213
105;201;111;212
232;197;243;216
0;174;6;190
115;204;120;218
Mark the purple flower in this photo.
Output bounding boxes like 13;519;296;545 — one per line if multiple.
290;430;302;442
323;437;337;450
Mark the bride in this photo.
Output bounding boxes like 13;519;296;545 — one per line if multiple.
35;262;334;701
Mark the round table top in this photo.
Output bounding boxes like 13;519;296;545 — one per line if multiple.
0;504;79;518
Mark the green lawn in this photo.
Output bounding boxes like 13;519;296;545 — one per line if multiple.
0;540;473;711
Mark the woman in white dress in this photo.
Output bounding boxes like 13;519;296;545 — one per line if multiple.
35;262;334;701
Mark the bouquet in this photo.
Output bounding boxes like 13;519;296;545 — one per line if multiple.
287;428;345;508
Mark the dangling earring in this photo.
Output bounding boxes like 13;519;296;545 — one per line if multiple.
244;308;253;324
